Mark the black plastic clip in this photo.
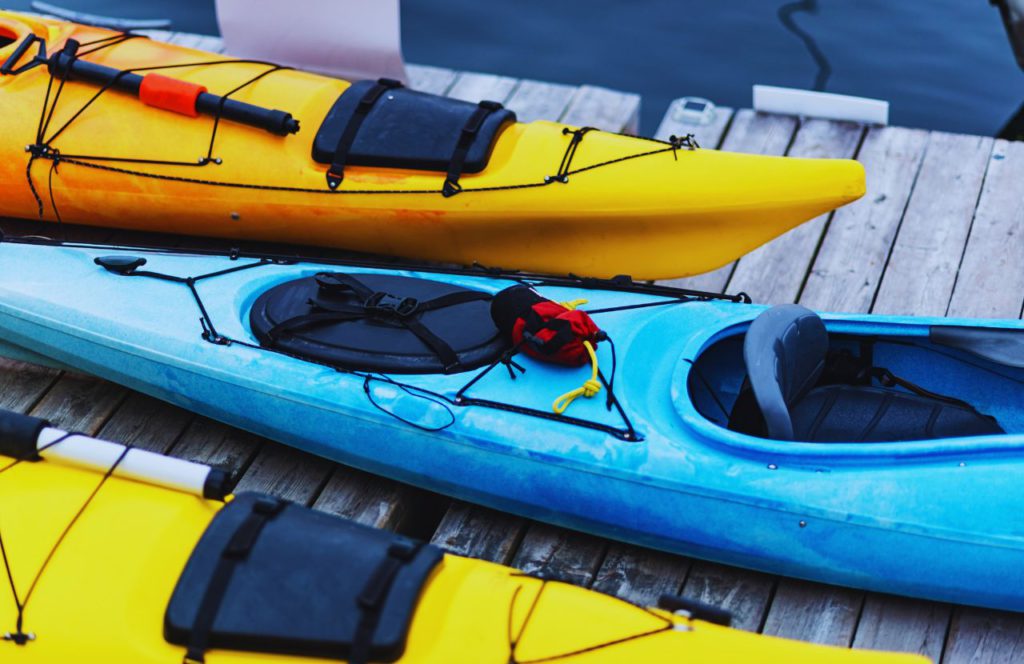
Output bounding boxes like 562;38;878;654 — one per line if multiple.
364;292;418;318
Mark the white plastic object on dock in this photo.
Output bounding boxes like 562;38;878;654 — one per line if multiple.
215;0;408;83
753;85;889;125
37;427;223;498
668;97;718;126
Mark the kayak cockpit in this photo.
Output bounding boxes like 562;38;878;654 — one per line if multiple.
688;305;1024;444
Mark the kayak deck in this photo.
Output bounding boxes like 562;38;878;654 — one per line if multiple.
0;31;1022;663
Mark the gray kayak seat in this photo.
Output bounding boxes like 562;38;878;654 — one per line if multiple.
741;305;1004;442
742;304;829;440
930;326;1024;369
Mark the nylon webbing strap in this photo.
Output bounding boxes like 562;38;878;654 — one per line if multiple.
326;78;403;190
442;100;504;197
183;496;285;664
349;539;423;664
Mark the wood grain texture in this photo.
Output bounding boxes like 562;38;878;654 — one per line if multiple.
430;502;525;563
561;85;641;134
851;595;950;661
727;119;864;304
762;580;862;646
504;79;578;123
799;126;930;312
445;72;519;104
406;64;458;95
590;544;690;606
166;417;262;471
96;392;194;453
0;359;58;413
509;523;607;587
29;372;126;433
947;139;1024;319
680;562;776;633
872;132;994;316
943;608;1024;664
232;443;333;504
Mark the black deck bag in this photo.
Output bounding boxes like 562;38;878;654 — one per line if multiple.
313;79;516;173
165;493;443;663
249;272;509;374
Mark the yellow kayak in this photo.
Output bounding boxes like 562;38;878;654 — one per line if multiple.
0;11;864;279
0;411;922;663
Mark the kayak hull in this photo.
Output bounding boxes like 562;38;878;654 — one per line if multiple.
0;11;865;279
0;242;1021;612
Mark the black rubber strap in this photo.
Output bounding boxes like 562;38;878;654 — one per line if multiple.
183;496;284;664
442;100;504;197
349;539;422;664
326;78;403;190
0;410;49;461
871;368;978;411
521;310;576;355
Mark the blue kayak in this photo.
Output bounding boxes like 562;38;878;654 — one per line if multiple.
0;237;1021;610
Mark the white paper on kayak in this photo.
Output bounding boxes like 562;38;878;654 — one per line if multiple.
214;0;408;83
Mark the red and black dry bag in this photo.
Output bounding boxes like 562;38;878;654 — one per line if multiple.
490;285;604;366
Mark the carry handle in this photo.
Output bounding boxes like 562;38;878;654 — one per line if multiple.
0;407;232;500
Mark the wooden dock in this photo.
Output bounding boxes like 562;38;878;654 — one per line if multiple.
3;29;1024;663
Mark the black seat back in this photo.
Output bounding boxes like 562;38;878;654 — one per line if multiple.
743;305;829;440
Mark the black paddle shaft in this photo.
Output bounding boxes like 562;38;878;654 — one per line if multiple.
47;45;300;136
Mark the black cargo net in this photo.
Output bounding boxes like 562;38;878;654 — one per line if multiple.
0;433;131;645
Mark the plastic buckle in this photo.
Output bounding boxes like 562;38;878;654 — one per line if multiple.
364;292;418;318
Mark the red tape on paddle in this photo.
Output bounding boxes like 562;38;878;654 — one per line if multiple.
139;73;207;117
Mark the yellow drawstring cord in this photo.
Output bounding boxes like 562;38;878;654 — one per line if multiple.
552;340;601;414
560;298;588;311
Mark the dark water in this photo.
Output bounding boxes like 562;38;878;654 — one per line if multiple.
5;0;1022;135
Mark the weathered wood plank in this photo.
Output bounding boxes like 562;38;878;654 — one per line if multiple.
97;392;194;454
943;608;1024;664
590;544;690;607
509;524;607;587
165;417;262;472
504;79;578;123
430;502;525;563
232;444;334;504
799;126;930;312
680;563;776;633
872;132;994;316
406;64;458;95
28;371;127;433
947;139;1024;319
726;119;864;304
661;110;799;294
762;580;862;646
851;595;950;661
561;85;641;134
313;465;435;533
445;72;519;104
0;359;58;413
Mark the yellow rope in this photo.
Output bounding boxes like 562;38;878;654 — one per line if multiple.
559;298;588;311
552;340;601;414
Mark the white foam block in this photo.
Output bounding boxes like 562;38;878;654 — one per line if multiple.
753;85;889;125
215;0;408;83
